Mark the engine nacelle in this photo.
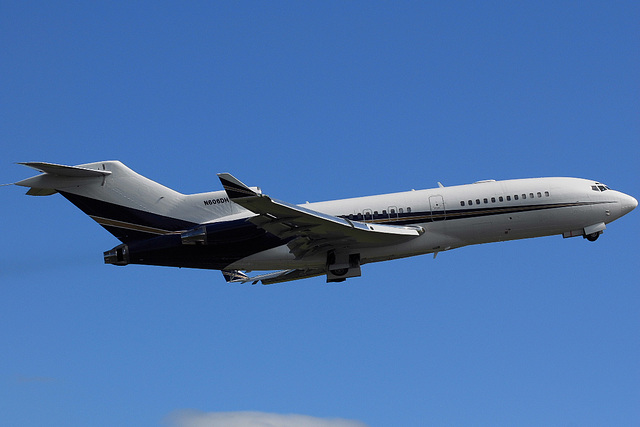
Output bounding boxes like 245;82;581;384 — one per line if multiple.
180;222;267;246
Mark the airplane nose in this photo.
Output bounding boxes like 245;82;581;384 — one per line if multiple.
620;193;638;216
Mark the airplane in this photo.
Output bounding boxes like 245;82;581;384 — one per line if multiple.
14;161;637;284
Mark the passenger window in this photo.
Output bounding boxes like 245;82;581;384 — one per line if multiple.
460;201;465;206
529;193;534;198
382;210;387;215
537;192;542;198
468;200;473;205
514;195;519;200
399;208;403;214
483;198;488;204
476;199;480;205
374;211;378;215
545;191;550;197
506;196;511;201
499;196;504;202
390;209;395;214
491;197;496;203
407;207;411;213
349;214;354;220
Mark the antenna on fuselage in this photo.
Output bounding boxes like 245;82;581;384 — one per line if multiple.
437;182;444;188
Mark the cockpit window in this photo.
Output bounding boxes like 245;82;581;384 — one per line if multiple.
598;185;608;192
592;183;610;192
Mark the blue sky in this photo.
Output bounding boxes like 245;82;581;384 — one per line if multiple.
1;2;638;426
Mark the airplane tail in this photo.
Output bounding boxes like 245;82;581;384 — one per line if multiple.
15;161;240;243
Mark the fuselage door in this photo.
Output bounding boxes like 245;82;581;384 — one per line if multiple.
429;195;446;221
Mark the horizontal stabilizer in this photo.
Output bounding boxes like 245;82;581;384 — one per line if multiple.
18;162;112;178
15;162;112;196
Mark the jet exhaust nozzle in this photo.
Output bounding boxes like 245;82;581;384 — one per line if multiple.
104;244;129;266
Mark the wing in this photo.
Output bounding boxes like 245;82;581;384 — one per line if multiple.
218;173;424;259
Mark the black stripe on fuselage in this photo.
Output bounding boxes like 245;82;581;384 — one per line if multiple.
340;201;608;226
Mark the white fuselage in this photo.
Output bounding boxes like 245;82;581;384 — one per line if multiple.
226;177;637;270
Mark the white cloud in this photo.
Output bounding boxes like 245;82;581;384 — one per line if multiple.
164;410;370;427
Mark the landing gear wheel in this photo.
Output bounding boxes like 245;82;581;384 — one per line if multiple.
585;232;599;242
330;268;349;276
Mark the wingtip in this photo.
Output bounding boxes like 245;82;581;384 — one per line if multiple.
218;173;259;199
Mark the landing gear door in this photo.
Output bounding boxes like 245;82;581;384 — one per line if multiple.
429;195;446;221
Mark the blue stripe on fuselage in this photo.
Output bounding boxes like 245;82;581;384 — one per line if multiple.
60;191;198;242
